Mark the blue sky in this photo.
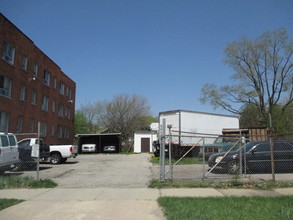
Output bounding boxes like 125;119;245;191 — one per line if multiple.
1;0;292;116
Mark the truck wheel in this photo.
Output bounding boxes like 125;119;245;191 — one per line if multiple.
227;160;240;174
50;153;62;164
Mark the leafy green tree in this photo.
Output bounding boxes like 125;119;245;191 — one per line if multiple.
201;29;293;133
74;111;91;135
239;104;264;128
78;101;106;133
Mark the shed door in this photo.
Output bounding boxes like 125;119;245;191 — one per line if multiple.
141;138;150;152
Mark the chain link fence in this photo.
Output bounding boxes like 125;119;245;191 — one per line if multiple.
1;123;49;180
159;130;293;183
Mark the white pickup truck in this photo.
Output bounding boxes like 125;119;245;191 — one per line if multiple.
18;138;78;165
50;144;78;164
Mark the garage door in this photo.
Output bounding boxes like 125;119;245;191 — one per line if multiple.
141;138;150;152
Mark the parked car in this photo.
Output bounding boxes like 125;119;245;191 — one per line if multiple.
82;144;96;153
103;145;116;153
198;135;243;159
208;141;293;174
17;138;50;168
0;132;19;174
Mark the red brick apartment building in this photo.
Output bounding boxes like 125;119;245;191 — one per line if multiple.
0;13;76;144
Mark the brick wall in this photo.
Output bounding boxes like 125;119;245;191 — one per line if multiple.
0;13;76;145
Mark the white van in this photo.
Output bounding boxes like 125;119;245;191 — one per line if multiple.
0;133;19;174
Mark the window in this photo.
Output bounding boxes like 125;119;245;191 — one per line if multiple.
29;119;34;133
69;88;72;99
19;85;26;101
60;82;65;95
0;135;9;147
41;95;49;111
52;100;56;112
255;143;270;152
33;63;38;77
57;125;63;139
40;121;47;137
8;135;16;146
43;70;50;86
0;112;9;132
31;89;37;105
51;124;55;137
54;78;57;89
58;104;64;117
65;107;71;119
16;116;24;133
2;41;15;64
0;75;12;98
21;55;28;71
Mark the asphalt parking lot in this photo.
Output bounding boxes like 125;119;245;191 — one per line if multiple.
7;153;158;188
4;153;293;186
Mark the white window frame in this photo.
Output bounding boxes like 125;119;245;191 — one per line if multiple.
58;104;64;117
0;75;12;98
52;100;56;112
19;85;26;101
2;41;15;64
31;89;37;105
54;78;57;89
40;121;47;137
21;55;28;71
0;112;9;132
16;116;24;133
43;70;51;86
69;88;72;99
33;63;39;77
41;95;49;111
60;82;65;95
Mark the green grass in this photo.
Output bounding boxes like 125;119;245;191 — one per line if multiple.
0;176;57;189
158;196;293;220
149;179;293;190
0;199;24;211
149;156;203;165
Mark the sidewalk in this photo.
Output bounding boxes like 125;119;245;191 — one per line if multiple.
1;187;293;220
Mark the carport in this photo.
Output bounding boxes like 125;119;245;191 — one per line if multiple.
76;133;121;154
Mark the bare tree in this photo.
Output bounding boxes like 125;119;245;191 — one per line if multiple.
200;29;293;127
78;101;106;133
101;94;151;143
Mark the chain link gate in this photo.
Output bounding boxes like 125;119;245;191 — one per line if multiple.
159;129;293;183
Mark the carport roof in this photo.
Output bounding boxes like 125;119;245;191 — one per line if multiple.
75;133;121;137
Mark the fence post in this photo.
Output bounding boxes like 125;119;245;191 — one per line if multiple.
167;124;173;181
269;114;275;182
37;122;40;181
239;136;242;176
242;136;247;177
160;119;166;182
202;137;205;179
